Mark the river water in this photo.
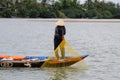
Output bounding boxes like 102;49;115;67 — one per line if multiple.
0;19;120;80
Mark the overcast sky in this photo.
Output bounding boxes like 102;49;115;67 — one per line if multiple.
80;0;120;4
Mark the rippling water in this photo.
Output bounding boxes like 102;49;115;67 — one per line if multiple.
0;19;120;80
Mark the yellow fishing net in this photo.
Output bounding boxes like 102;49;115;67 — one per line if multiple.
41;39;82;68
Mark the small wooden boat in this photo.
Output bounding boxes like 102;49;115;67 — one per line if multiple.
0;54;88;68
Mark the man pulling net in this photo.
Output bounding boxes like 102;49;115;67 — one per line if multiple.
54;20;66;61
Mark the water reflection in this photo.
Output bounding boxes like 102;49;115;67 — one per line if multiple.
50;68;67;80
46;61;88;80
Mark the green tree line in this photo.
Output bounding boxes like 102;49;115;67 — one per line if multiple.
0;0;120;18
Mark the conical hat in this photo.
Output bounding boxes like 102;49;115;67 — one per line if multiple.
56;20;65;26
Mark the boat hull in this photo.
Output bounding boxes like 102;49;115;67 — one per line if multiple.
0;54;88;68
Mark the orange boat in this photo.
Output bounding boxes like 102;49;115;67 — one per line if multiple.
0;54;88;68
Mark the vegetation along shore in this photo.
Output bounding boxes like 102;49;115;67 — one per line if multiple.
0;0;120;19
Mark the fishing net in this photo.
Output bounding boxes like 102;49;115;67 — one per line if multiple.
41;39;82;68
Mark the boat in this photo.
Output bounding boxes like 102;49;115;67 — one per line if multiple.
0;54;88;68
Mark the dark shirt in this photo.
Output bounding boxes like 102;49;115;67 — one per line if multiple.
54;26;66;39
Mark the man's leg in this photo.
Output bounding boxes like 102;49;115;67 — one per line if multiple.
54;39;60;59
55;48;59;59
60;46;65;59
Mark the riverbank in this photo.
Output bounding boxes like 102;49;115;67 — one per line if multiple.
0;18;120;23
29;19;120;23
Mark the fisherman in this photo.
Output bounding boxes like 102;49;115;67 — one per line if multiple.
54;20;66;60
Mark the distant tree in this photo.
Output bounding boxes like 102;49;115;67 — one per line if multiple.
17;7;28;17
84;0;94;10
29;9;39;18
57;11;66;18
38;7;56;18
102;10;113;18
116;3;120;8
2;8;14;18
86;9;98;18
113;14;120;19
61;8;76;18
